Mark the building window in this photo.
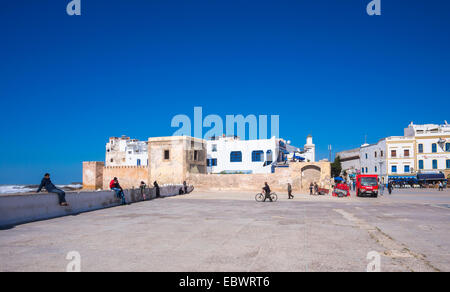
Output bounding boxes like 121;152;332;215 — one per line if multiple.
418;144;423;153
206;159;211;167
361;168;364;174
391;150;397;157
404;149;410;157
230;151;242;162
432;160;438;169
365;153;368;159
446;143;450;152
266;150;273;164
212;144;217;152
447;160;450;169
392;166;397;173
110;159;114;163
366;167;368;173
432;143;437;153
252;150;264;162
211;158;217;166
374;152;377;158
419;160;424;170
164;150;170;160
380;151;383;157
194;150;198;161
137;159;141;166
375;166;378;172
404;165;410;173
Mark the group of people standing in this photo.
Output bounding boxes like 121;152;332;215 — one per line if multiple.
308;182;320;195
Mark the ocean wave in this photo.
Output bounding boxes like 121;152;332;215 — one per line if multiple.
0;184;82;194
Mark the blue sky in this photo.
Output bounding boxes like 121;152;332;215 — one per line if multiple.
0;0;449;184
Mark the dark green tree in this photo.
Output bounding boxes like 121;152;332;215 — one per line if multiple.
331;156;342;178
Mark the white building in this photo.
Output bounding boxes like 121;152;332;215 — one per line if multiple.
404;122;450;177
206;135;315;174
359;139;389;183
105;136;148;167
347;122;450;183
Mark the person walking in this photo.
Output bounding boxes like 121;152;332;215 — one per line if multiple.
36;173;68;207
183;181;188;194
314;183;319;195
140;181;147;200
438;181;444;191
110;177;127;205
388;181;393;195
309;183;314;195
262;182;272;202
154;181;160;198
287;183;294;199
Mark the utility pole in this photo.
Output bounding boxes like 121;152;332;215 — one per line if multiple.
328;144;332;162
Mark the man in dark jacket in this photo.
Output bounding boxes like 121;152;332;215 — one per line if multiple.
262;182;272;202
183;181;188;194
36;173;68;206
287;183;294;199
388;181;393;195
154;181;160;198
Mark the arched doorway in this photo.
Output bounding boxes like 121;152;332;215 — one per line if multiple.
301;165;321;189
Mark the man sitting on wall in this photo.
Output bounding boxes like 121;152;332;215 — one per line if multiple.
110;177;127;205
36;173;68;207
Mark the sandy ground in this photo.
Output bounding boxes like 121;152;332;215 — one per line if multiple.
0;188;449;272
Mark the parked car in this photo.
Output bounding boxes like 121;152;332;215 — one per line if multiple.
356;174;379;197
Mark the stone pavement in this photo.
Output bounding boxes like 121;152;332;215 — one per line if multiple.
0;189;449;272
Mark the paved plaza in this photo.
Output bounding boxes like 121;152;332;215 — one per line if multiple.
1;189;450;272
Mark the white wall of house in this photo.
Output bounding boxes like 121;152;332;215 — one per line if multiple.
105;136;148;167
206;137;280;174
386;137;415;177
360;139;387;181
416;137;450;171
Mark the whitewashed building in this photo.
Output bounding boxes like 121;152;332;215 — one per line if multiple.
105;136;148;167
404;122;450;178
206;135;315;174
343;122;450;183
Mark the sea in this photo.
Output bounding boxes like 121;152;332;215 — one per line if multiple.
0;184;82;195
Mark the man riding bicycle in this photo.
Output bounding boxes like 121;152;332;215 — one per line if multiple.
262;182;273;202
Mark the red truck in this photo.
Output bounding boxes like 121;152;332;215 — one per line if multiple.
356;174;379;197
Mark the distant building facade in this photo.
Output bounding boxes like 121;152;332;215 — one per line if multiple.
335;147;361;176
205;135;315;174
338;122;450;182
106;136;148;167
360;139;388;183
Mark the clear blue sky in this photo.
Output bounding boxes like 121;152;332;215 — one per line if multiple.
1;0;449;184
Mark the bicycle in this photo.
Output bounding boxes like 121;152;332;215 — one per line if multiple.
255;192;278;202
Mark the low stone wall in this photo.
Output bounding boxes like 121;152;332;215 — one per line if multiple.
186;162;332;192
0;185;187;228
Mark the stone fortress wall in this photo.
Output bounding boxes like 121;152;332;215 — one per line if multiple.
83;136;331;192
